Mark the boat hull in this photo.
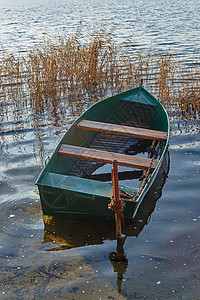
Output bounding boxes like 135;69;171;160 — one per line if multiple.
37;172;139;222
36;86;169;223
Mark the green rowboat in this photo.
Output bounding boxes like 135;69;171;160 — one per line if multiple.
43;150;169;250
36;86;169;224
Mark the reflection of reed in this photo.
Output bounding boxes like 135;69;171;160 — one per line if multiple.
0;109;45;165
0;97;77;166
33;126;45;166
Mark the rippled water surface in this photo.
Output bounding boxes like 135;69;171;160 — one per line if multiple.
1;116;200;299
1;0;200;299
1;0;200;61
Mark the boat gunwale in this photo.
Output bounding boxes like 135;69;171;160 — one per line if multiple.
37;174;140;203
35;86;170;219
36;86;169;185
132;97;170;216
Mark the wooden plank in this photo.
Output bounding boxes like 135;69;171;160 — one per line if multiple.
58;144;158;170
112;160;122;238
76;120;167;141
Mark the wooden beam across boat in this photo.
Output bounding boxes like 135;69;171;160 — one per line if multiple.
76;120;167;141
58;144;158;170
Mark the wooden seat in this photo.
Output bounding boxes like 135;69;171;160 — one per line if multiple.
76;120;167;141
58;144;159;170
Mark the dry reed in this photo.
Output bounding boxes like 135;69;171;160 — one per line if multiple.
0;28;200;122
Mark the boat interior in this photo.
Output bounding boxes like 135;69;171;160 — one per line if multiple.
58;118;167;196
36;88;169;218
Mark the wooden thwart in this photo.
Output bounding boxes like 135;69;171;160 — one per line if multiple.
77;120;167;141
58;144;159;170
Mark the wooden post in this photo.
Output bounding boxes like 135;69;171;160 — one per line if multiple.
112;160;122;239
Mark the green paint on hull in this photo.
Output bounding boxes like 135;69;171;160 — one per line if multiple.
36;86;169;222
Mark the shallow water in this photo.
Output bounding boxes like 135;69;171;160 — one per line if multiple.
1;104;200;299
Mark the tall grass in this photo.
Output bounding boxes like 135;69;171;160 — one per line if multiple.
0;28;200;121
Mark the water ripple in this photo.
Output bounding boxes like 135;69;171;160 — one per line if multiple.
0;0;200;61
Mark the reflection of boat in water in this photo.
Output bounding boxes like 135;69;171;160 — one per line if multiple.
37;86;169;225
43;149;170;250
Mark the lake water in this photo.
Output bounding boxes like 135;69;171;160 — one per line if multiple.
1;0;200;62
1;0;200;299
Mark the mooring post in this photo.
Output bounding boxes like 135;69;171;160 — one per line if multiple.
112;160;122;239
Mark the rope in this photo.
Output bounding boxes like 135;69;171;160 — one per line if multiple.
108;196;125;225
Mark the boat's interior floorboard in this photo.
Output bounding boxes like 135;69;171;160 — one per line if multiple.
88;170;143;181
68;130;152;181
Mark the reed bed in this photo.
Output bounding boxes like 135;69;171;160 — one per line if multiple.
0;28;200;122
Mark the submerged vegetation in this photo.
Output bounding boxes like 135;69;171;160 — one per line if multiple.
0;28;200;123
